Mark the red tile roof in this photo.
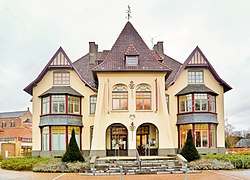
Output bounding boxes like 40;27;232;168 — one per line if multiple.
0;128;32;138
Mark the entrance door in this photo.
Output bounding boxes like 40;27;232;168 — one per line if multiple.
136;134;148;156
136;123;159;156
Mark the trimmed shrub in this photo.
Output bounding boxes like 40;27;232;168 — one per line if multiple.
189;158;234;170
181;129;200;162
1;157;49;171
62;128;84;162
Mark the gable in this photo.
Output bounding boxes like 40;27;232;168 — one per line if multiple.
188;50;207;66
50;51;71;66
24;47;96;95
168;46;232;92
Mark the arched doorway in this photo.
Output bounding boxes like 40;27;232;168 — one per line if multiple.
106;123;128;156
136;123;159;156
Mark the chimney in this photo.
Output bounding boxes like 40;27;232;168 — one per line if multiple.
153;41;164;59
89;42;98;64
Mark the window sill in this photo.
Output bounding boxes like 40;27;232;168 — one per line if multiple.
135;110;153;112
177;112;217;115
40;114;82;117
110;110;129;113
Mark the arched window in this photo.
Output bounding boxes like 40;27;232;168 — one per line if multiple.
10;120;15;127
112;84;128;110
2;121;6;128
136;84;151;110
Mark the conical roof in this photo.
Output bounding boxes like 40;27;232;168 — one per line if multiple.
93;22;171;73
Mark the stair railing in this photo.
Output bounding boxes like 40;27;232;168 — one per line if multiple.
136;149;141;172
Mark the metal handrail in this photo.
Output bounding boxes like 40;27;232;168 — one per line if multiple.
135;149;141;171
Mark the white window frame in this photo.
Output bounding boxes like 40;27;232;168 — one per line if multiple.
126;56;138;66
188;70;204;83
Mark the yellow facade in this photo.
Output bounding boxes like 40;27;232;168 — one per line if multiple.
26;22;231;157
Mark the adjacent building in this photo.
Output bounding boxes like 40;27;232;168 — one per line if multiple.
0;109;32;156
24;22;231;157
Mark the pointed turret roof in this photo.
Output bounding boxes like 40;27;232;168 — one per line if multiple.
93;22;171;73
24;47;95;95
169;46;232;92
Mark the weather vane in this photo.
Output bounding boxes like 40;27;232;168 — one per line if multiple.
126;5;132;21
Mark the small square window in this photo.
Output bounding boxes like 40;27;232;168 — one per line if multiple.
188;70;204;83
126;56;138;66
53;72;70;85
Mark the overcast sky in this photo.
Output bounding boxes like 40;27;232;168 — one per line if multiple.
0;0;249;131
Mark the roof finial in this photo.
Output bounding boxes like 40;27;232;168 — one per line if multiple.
126;5;132;21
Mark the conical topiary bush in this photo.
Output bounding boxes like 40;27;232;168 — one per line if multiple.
62;128;84;162
181;129;200;162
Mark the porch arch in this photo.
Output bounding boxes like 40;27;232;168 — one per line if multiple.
106;123;128;156
136;123;159;156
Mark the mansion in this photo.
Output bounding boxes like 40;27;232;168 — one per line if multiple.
24;22;231;157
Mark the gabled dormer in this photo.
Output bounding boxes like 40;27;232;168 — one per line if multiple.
124;44;139;66
24;47;95;95
170;46;232;92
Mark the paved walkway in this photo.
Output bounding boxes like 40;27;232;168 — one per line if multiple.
0;168;249;180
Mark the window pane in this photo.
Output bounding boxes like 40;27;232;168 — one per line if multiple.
179;124;192;148
68;96;80;114
112;84;128;110
188;71;204;83
209;95;216;112
136;84;151;110
90;96;97;114
195;131;201;147
52;126;66;150
52;95;66;113
42;127;49;151
42;97;50;114
126;56;138;66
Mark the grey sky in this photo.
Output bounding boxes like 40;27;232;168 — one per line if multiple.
0;0;249;131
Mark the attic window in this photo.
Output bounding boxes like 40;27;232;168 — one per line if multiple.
126;56;138;66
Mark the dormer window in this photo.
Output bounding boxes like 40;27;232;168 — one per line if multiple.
126;56;138;66
188;70;204;83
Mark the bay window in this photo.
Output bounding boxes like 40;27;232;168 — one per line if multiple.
179;93;216;113
41;94;82;115
179;123;217;149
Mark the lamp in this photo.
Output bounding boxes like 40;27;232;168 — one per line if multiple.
129;114;135;120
